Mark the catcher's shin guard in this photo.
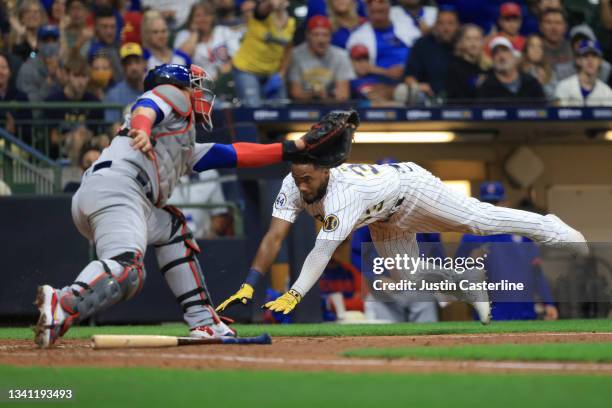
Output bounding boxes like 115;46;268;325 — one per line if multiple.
155;206;218;328
59;252;146;324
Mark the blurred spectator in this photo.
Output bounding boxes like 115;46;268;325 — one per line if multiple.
0;52;31;141
62;0;93;56
87;53;114;99
520;34;558;100
522;0;562;34
349;43;393;101
231;0;296;106
555;40;612;106
10;0;47;61
63;143;102;193
167;170;232;238
83;6;123;81
320;250;364;321
140;0;198;30
554;24;612;83
104;42;145;124
403;7;460;100
455;182;558;321
174;1;240;80
477;36;545;103
16;25;63;102
445;24;490;102
215;0;247;34
539;8;573;74
119;1;143;45
142;10;190;70
327;0;365;49
44;56;103;161
391;0;437;40
47;0;67;26
346;0;411;95
288;16;354;102
487;2;525;54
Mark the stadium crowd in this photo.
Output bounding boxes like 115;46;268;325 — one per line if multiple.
1;0;612;162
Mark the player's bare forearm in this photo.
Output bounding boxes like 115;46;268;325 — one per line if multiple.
251;217;292;274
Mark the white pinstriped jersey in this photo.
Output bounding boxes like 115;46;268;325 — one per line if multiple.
272;163;409;241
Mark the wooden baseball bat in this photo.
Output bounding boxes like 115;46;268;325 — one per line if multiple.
91;333;272;349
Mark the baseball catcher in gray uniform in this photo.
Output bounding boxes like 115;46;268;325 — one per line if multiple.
34;64;358;347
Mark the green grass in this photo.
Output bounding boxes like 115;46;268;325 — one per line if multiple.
1;319;612;340
343;342;612;362
0;365;611;408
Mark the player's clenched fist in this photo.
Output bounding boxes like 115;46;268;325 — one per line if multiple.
263;289;302;314
215;283;254;312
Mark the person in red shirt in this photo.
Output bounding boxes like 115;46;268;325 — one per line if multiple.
487;2;526;55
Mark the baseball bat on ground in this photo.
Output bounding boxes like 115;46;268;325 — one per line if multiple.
91;333;272;349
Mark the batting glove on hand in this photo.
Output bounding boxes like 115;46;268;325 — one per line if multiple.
263;289;302;314
215;283;254;312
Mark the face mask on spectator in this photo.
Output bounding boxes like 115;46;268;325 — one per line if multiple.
90;69;113;87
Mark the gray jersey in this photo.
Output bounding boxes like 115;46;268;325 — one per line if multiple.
98;84;199;207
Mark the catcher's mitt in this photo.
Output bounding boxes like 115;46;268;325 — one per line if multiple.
283;109;359;167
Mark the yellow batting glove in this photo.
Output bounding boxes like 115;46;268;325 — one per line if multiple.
263;289;302;314
215;283;254;312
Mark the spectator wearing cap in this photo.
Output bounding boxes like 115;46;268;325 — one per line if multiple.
82;6;123;81
44;54;103;161
16;25;63;102
555;40;612;106
326;0;366;49
141;11;191;71
477;36;545;104
403;7;460;100
10;0;47;61
487;3;526;55
539;8;573;73
520;34;558;100
349;44;387;101
445;24;490;102
104;42;146;125
455;181;559;322
288;16;354;102
231;0;296;106
390;0;437;42
346;0;412;91
554;24;611;83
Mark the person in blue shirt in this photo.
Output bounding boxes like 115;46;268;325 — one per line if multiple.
455;181;559;321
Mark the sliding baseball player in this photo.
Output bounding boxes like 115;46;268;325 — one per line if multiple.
34;64;355;348
217;161;588;323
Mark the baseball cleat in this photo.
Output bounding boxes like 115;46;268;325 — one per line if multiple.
33;285;68;348
189;321;237;339
545;214;589;256
472;301;492;325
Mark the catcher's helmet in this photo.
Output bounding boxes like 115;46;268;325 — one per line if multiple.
143;64;216;131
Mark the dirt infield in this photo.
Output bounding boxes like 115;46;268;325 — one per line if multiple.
2;332;612;375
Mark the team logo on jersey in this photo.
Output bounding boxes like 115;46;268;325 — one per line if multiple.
323;214;339;232
274;193;287;209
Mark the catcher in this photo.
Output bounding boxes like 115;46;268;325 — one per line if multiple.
34;63;356;348
217;159;588;323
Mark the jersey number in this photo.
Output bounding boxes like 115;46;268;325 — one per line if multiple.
346;164;380;178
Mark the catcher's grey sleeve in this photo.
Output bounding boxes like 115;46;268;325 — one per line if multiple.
291;238;342;295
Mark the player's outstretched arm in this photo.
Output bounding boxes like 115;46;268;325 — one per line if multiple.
263;238;342;314
216;217;292;312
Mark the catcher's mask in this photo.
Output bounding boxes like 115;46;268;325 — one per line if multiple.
189;64;216;132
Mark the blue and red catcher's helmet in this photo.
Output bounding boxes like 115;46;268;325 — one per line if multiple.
144;64;216;131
